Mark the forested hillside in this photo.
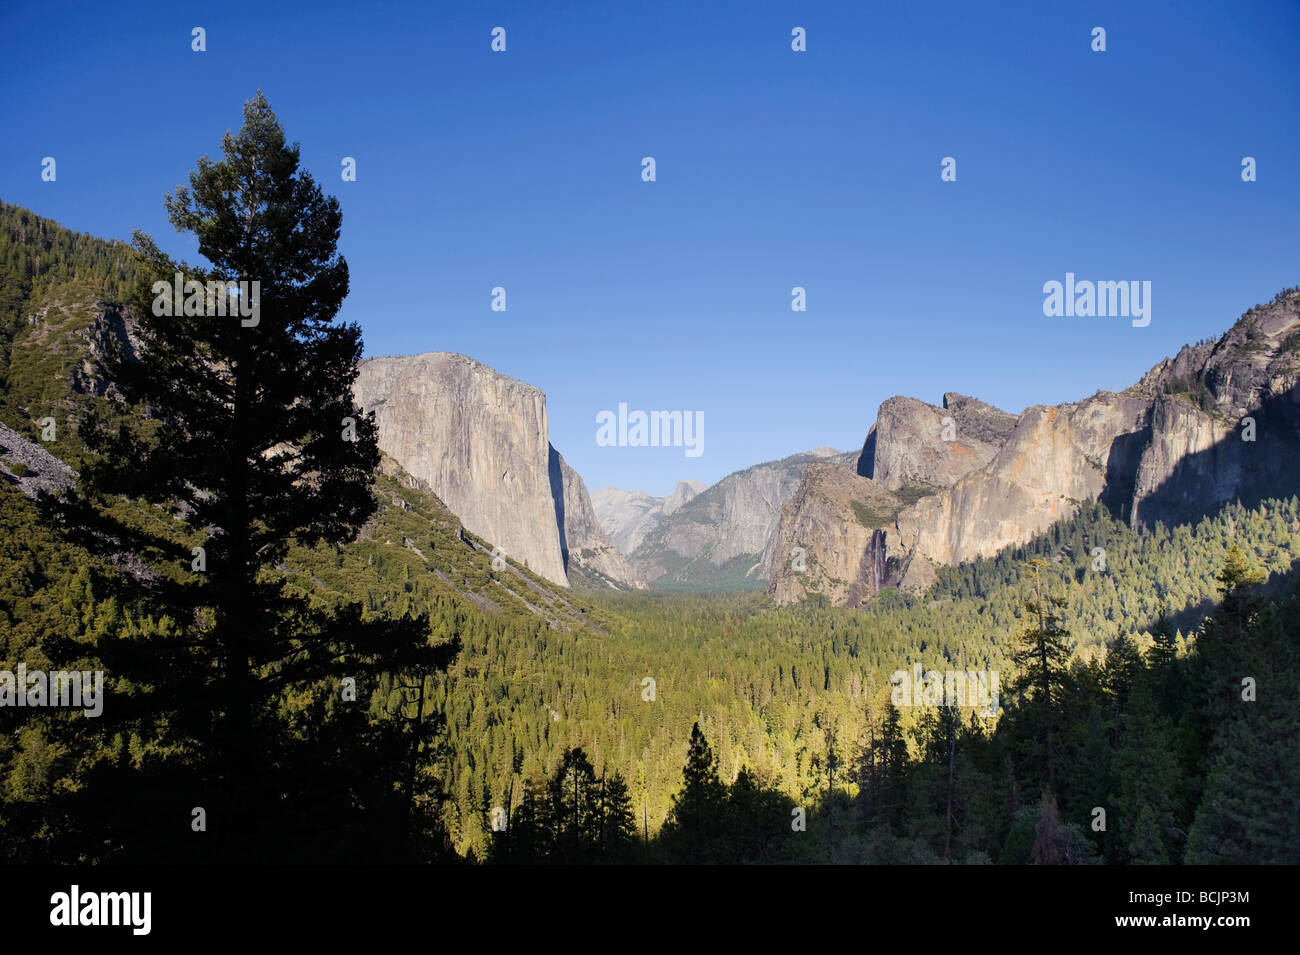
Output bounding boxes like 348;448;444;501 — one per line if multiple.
0;201;142;466
437;497;1300;861
2;189;1296;865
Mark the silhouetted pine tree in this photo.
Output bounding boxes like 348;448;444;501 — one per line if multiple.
1196;545;1266;727
1103;634;1143;710
1011;559;1072;794
857;699;910;833
547;747;600;862
660;722;729;862
597;771;638;862
1187;583;1300;863
723;766;798;863
1110;675;1182;864
45;92;458;862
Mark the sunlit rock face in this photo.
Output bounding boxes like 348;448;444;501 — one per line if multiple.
770;291;1300;605
354;352;569;586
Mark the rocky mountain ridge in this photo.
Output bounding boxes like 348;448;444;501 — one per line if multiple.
768;288;1300;605
550;447;642;589
591;480;707;557
6;203;1294;606
626;447;857;590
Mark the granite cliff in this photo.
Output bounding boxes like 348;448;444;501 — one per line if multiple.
769;289;1300;605
550;446;643;589
766;394;1017;605
763;463;904;606
354;353;641;590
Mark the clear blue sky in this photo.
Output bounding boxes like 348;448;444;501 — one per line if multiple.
3;1;1298;497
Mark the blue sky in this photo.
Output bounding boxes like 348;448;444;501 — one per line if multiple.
2;1;1298;497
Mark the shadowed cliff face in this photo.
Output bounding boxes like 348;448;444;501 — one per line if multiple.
1131;379;1300;529
771;289;1300;606
1126;293;1300;529
549;445;644;589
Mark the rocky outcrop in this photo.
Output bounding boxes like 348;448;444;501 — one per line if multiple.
550;446;643;588
772;289;1300;605
893;393;1151;588
74;305;140;398
860;394;1016;491
758;390;1017;599
591;480;707;557
1129;291;1300;412
0;421;76;499
630;447;852;588
354;353;570;586
764;463;904;605
1126;291;1300;528
664;479;707;517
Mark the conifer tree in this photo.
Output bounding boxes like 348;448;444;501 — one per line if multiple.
1145;599;1185;720
857;698;910;832
1110;675;1182;864
47;92;458;861
724;766;797;863
1147;600;1177;671
1030;789;1096;864
1187;590;1300;863
914;704;962;858
1196;544;1266;727
1103;634;1142;709
547;746;599;861
1012;559;1072;793
661;722;729;862
597;771;638;862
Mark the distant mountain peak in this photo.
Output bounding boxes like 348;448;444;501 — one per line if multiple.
592;479;709;556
